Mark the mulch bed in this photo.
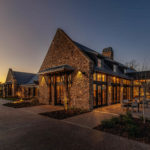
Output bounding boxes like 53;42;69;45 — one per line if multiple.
3;102;42;108
94;113;150;144
40;108;89;119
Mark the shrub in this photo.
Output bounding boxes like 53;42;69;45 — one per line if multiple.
101;118;118;129
120;112;135;126
126;124;141;138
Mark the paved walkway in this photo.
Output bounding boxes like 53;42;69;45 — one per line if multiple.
95;103;150;119
64;111;118;128
0;99;150;150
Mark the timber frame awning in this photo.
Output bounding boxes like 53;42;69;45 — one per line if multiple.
38;65;74;75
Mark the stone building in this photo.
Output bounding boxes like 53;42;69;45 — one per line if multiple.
3;29;150;110
39;28;147;110
3;68;38;99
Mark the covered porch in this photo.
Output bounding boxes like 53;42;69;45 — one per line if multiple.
39;65;74;106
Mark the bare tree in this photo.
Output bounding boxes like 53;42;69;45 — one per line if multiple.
125;59;138;70
137;63;150;123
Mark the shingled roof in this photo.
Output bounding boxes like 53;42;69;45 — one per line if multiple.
73;41;129;69
5;68;38;85
13;71;37;85
73;40;135;79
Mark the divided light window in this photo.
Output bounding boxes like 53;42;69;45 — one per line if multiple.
93;73;106;82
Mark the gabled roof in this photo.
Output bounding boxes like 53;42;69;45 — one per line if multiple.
13;71;37;85
5;68;38;85
23;74;38;85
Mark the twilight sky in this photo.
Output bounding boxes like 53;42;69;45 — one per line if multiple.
0;0;150;82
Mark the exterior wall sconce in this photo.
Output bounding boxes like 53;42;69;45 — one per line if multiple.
77;71;88;78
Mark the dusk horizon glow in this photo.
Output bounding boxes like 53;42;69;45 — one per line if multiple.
1;0;150;83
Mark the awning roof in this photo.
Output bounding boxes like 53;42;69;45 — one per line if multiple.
38;65;74;75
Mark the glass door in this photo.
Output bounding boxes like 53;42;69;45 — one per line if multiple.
93;84;107;108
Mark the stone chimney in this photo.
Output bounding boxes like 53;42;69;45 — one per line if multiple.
102;47;114;60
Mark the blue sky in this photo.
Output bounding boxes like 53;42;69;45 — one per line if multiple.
0;0;150;82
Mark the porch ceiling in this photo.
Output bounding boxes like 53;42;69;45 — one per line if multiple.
38;65;74;75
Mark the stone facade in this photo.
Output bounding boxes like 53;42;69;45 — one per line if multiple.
39;29;94;110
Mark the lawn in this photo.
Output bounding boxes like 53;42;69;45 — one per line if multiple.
40;108;89;119
94;112;150;144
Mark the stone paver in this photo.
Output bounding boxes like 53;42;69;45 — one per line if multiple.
0;99;150;150
64;111;118;128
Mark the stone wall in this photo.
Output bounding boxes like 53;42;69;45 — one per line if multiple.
39;29;94;110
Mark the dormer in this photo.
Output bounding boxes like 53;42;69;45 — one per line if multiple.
97;58;102;68
113;64;117;72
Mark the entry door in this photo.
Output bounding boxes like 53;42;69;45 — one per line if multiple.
112;85;117;104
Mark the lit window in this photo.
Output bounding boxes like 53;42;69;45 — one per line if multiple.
113;77;116;83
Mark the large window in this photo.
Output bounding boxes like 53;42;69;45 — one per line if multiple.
123;79;131;100
93;84;107;108
110;76;121;104
49;74;72;105
133;87;140;98
93;73;107;108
